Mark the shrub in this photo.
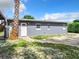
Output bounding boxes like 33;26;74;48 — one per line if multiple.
68;23;75;33
74;23;79;33
68;22;79;33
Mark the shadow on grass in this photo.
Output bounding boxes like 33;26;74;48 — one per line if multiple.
0;40;39;59
0;40;15;59
0;40;79;59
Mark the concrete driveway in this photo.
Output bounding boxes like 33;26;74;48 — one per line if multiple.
29;33;79;46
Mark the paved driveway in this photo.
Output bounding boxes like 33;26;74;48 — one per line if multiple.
30;33;79;46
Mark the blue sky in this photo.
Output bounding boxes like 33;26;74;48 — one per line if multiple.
25;0;79;17
0;0;79;21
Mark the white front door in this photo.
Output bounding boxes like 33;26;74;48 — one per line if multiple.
20;23;27;37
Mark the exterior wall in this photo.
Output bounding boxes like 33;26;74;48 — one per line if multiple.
7;21;67;37
27;22;67;36
27;26;67;36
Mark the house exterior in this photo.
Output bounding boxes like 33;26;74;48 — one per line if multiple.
7;19;67;37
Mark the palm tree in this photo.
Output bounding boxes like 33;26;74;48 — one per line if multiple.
9;0;19;40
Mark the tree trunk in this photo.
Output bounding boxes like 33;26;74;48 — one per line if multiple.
9;0;19;40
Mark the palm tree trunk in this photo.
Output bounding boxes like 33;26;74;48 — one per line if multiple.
9;0;19;40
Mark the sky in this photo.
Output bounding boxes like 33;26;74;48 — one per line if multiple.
0;0;79;22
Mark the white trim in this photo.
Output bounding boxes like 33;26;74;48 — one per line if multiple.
21;23;27;26
19;23;27;37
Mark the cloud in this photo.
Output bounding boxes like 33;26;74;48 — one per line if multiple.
0;0;14;8
0;0;26;13
13;1;26;13
19;1;26;12
0;0;26;19
43;12;79;22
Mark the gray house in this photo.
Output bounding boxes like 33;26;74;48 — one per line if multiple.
7;19;67;37
0;11;67;38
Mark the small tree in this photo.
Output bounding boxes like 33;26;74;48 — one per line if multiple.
23;15;35;19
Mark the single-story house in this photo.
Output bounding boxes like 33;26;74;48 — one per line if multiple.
7;19;67;37
0;11;68;38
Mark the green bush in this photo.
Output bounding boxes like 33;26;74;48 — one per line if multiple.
68;23;75;33
74;23;79;33
32;35;49;39
68;22;79;33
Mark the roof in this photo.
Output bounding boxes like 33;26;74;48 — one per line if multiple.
7;19;67;23
0;11;5;19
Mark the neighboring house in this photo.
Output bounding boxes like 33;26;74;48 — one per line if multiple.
0;11;7;39
7;19;67;37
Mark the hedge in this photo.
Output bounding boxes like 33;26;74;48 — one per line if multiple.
68;22;79;33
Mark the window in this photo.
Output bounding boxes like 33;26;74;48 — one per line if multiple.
48;25;50;28
36;23;41;30
48;24;51;30
36;24;40;28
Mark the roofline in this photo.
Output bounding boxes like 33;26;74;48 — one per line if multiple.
7;19;67;23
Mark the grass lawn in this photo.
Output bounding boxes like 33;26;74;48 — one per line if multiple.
31;34;63;40
0;39;79;59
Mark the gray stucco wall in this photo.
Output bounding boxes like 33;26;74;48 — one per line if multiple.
27;22;67;36
27;26;67;36
7;20;67;37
